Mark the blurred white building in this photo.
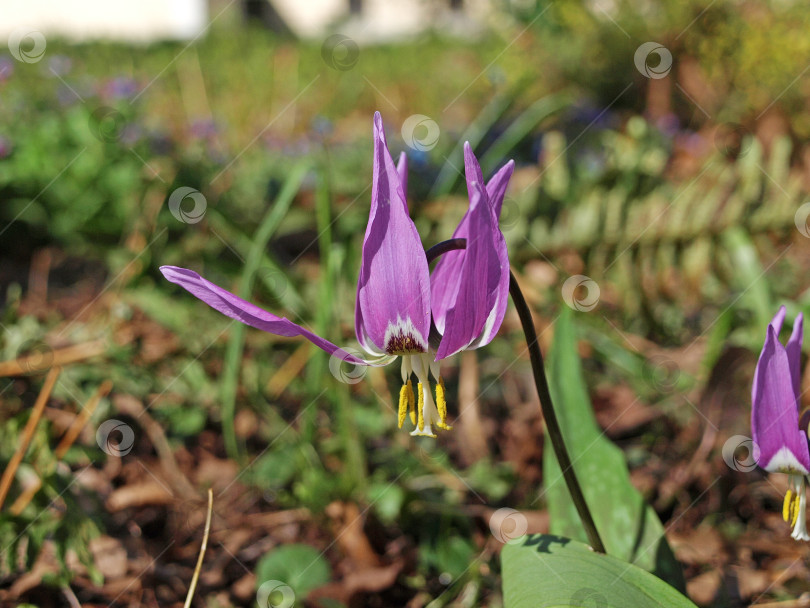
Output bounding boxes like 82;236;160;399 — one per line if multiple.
0;0;208;41
0;0;499;42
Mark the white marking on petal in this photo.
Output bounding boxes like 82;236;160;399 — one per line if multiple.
468;293;503;350
764;446;810;475
384;316;428;354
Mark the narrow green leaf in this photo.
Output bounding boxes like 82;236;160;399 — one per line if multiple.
542;307;686;590
478;93;571;176
502;535;698;608
428;89;516;199
720;227;772;330
221;160;312;460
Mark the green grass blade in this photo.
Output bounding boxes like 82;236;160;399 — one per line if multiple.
478;93;571;176
221;160;313;460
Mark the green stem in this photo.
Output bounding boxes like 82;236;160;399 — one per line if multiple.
425;239;606;554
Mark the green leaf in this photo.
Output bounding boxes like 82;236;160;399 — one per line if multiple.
255;543;331;602
720;227;772;330
220;159;313;460
501;535;698;608
542;308;685;590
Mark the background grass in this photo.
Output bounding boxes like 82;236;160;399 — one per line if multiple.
1;2;810;606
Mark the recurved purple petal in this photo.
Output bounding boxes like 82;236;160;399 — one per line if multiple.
772;305;787;336
161;266;371;365
434;181;509;360
355;112;431;355
752;324;810;474
431;144;512;352
485;160;515;219
787;312;804;399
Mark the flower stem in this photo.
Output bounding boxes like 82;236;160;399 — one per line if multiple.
425;239;606;554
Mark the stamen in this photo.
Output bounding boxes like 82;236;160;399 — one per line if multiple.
398;384;409;429
417;382;425;431
435;376;452;430
784;489;794;523
407;380;416;425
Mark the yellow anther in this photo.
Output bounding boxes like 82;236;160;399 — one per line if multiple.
793;493;802;527
784;489;793;523
398;383;409;429
435;376;452;431
417;382;424;431
407;380;416;425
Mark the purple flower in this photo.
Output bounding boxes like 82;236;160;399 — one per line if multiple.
161;113;514;437
752;306;809;540
0;56;13;83
102;77;139;101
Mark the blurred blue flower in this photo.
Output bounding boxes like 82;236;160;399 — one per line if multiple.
654;113;680;138
189;118;219;140
310;115;333;138
102;77;139;101
120;123;144;147
47;55;72;77
0;56;14;83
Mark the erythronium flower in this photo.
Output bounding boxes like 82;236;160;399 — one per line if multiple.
751;306;809;540
160;112;514;437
